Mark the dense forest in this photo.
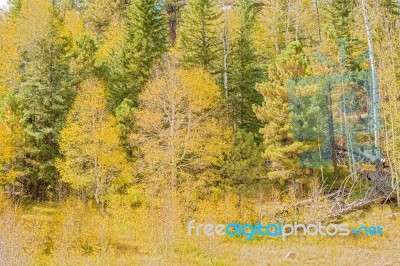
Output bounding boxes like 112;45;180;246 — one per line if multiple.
0;0;399;264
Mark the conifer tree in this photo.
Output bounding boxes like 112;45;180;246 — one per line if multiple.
322;0;362;68
107;0;168;110
229;0;264;134
178;0;223;76
325;0;356;41
56;79;131;208
222;129;264;191
15;7;75;199
166;0;184;46
255;41;309;183
72;33;99;82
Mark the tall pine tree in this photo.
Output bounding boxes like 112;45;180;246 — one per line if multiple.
15;7;75;199
325;0;356;41
166;0;184;46
229;0;264;134
178;0;223;76
107;0;168;110
255;41;309;183
321;0;363;69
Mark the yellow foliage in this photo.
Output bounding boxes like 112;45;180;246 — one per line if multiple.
64;10;85;40
0;192;398;264
0;0;79;97
133;61;231;196
97;20;124;61
0;196;43;264
0;122;13;167
0;105;23;184
14;0;54;49
0;124;18;184
0;15;19;95
57;79;132;203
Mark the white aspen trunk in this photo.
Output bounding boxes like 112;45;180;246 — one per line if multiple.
361;0;380;148
295;0;300;41
285;0;292;46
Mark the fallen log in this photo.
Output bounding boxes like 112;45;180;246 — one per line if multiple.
325;197;385;220
274;189;346;216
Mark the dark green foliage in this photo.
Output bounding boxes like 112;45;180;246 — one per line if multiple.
107;0;168;110
322;0;363;69
115;98;136;156
179;0;223;75
325;0;356;41
72;33;99;81
229;0;264;135
222;129;264;188
15;14;75;200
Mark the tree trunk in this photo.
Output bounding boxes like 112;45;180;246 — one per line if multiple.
167;0;179;46
295;0;300;41
285;0;291;46
314;0;322;43
328;89;339;177
361;0;380;148
223;17;229;100
95;177;100;206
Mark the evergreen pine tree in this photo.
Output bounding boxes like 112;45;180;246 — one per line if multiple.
15;10;75;199
329;0;356;41
322;0;362;68
72;33;99;82
222;129;264;189
255;41;309;183
178;0;223;76
107;0;168;110
165;0;184;46
229;0;264;135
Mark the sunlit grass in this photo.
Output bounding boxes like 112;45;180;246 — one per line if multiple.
0;193;399;265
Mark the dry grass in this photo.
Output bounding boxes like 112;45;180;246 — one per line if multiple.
0;194;398;266
0;198;41;266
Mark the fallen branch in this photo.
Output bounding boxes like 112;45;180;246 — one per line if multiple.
325;197;385;220
274;189;346;216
